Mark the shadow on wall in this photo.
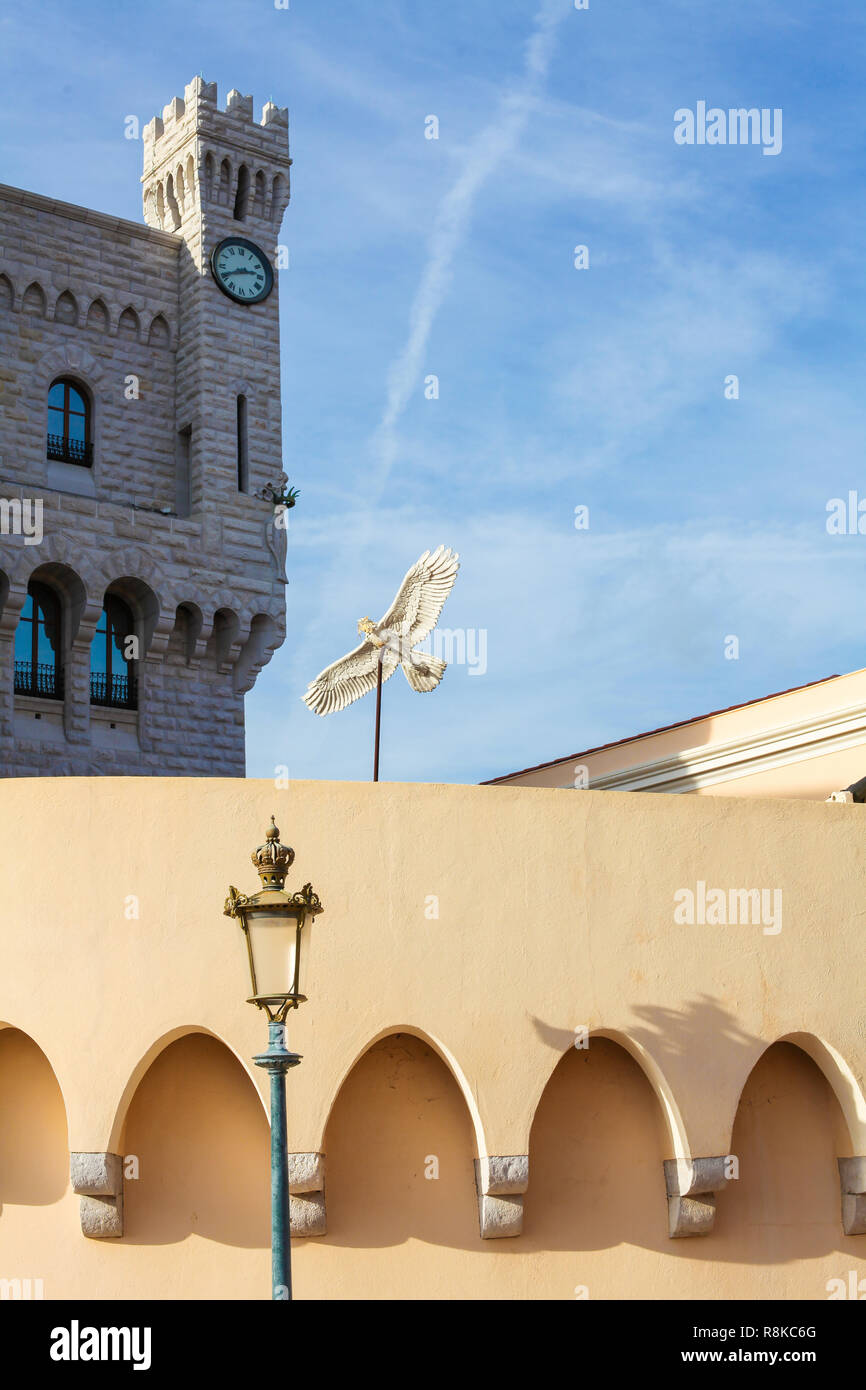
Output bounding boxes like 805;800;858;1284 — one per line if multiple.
531;993;761;1087
120;1033;269;1248
0;1027;68;1210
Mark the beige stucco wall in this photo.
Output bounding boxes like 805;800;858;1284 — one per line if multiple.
0;776;864;1299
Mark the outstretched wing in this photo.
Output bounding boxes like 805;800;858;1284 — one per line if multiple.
379;545;460;645
302;640;398;716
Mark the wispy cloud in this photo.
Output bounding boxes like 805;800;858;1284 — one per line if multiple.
369;0;568;501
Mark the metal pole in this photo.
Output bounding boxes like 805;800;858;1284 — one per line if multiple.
373;652;384;782
253;1019;301;1300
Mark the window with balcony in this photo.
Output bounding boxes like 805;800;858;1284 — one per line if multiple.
90;596;137;709
14;582;63;700
47;377;92;467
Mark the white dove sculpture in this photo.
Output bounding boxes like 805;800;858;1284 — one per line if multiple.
302;545;460;718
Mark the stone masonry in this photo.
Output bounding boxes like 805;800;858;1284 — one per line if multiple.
0;77;292;775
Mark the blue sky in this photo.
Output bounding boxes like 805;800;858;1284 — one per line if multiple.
4;0;866;783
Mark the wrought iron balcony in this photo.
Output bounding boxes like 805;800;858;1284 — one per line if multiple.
90;670;137;710
14;660;64;700
47;433;93;467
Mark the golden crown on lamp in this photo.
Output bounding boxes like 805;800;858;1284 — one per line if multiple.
224;816;323;1022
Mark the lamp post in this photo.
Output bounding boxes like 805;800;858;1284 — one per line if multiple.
224;816;323;1301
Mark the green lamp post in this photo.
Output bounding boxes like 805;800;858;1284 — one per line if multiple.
224;817;323;1301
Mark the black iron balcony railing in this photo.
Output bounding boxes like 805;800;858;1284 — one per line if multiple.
47;433;93;467
15;660;64;700
90;670;137;710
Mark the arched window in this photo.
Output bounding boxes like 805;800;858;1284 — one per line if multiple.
47;378;92;466
14;582;63;700
90;596;137;709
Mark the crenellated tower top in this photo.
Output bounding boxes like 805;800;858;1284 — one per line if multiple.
141;76;292;251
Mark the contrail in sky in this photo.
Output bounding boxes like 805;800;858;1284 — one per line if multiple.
370;0;567;500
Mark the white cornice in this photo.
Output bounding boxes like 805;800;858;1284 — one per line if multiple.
578;698;866;794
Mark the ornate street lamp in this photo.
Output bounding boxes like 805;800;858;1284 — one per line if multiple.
224;816;323;1301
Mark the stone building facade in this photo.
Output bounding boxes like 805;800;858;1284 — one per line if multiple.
0;77;291;776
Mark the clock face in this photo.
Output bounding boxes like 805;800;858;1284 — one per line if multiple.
210;237;274;304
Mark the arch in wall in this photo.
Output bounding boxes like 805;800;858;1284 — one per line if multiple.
112;1028;269;1250
208;606;242;672
143;184;159;226
53;290;78;326
171;600;204;664
318;1024;489;1165
147;313;171;349
95;574;163;663
218;158;231;208
0;272;13;309
594;1028;691;1159
527;1027;691;1162
21;560;88;654
525;1034;673;1253
21;281;46;316
320;1027;482;1252
94;547;172;600
106;1024;265;1155
724;1032;866;1157
711;1037;863;1264
164;174;180;229
117;306;140;341
270;173;286;223
85;297;109;333
252;170;266;219
0;1023;69;1209
233;163;250;220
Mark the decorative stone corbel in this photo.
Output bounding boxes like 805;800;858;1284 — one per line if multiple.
838;1157;866;1235
474;1156;528;1239
70;1152;123;1239
289;1152;326;1237
664;1157;732;1238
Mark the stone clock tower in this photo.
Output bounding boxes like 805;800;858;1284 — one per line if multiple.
141;77;292;513
0;78;291;777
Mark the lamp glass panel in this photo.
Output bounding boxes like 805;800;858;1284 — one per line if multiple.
246;909;301;999
294;916;313;997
